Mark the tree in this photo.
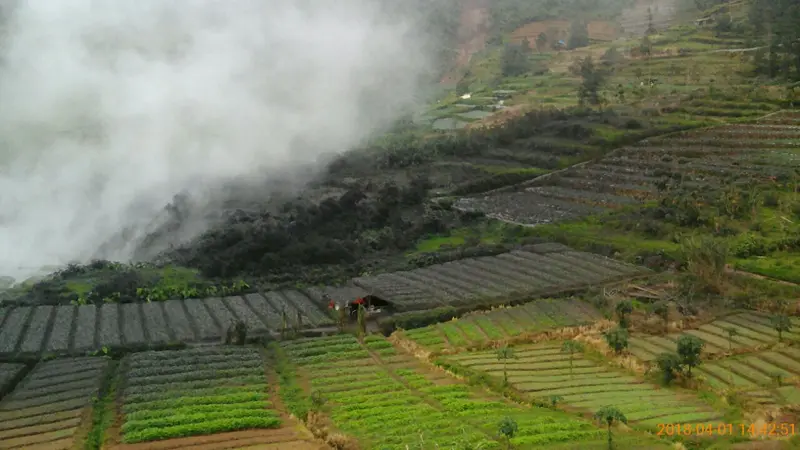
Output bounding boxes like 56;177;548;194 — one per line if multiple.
281;307;288;339
748;0;800;80
561;340;584;379
496;346;517;386
594;406;627;450
309;390;327;413
456;74;471;96
535;32;548;53
770;314;792;342
600;46;623;69
520;37;532;53
769;371;785;387
646;7;656;35
615;300;633;329
604;327;629;354
568;20;590;49
357;304;367;337
224;320;247;345
653;302;669;333
498;416;519;449
295;310;303;334
677;334;704;377
640;35;653;58
569;56;607;107
549;394;564;408
724;327;738;350
656;352;681;385
501;42;531;77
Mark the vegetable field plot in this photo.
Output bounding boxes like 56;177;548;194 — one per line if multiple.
0;292;342;359
628;312;799;362
119;346;281;444
455;119;800;227
353;243;647;312
696;348;800;395
0;356;109;450
401;298;601;351
281;334;660;449
443;343;722;429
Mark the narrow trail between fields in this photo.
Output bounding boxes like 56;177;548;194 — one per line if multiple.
260;357;326;450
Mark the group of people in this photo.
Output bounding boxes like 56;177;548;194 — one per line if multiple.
325;294;367;316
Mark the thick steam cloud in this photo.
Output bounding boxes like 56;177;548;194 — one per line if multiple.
0;0;434;280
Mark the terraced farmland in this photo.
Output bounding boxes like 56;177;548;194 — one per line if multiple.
280;334;665;449
0;290;335;359
0;357;109;449
628;312;800;362
696;347;800;392
456;112;800;225
619;0;677;36
401;298;602;352
353;243;648;311
441;343;721;429
117;346;283;445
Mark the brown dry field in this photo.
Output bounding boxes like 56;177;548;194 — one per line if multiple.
509;19;619;45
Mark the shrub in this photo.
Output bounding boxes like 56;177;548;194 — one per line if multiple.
378;307;459;335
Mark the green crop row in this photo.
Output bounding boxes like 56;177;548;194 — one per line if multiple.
284;342;363;358
127;367;263;386
456;321;486;342
126;359;262;379
374;347;398;357
123;409;279;434
409;336;446;347
440;323;470;346
512;429;605;445
122;376;264;396
363;335;387;343
403;328;439;338
336;396;422;413
280;335;356;350
130;348;259;362
123;392;268;414
363;339;394;350
128;354;260;368
123;416;281;443
310;373;385;387
473;317;505;340
292;350;369;365
125;385;267;405
308;365;383;379
126;402;267;422
317;379;403;395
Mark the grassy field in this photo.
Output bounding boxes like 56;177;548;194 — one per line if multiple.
439;342;723;430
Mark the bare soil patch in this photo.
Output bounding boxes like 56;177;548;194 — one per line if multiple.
441;0;491;83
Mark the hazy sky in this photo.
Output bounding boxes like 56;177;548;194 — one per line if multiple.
0;0;435;280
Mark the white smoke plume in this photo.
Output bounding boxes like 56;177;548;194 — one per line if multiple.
0;0;436;281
